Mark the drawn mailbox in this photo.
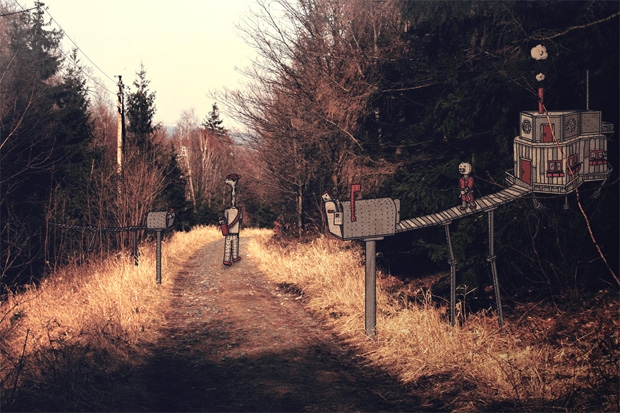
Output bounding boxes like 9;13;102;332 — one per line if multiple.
323;191;400;240
146;210;175;230
146;208;175;284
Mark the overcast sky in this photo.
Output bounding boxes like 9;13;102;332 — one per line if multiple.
18;0;258;131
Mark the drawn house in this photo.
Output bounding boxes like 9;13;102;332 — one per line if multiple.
506;110;614;194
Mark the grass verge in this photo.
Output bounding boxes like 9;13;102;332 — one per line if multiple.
0;226;221;411
248;231;619;412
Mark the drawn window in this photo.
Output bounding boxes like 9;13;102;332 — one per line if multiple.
567;153;580;175
547;160;564;177
589;149;607;166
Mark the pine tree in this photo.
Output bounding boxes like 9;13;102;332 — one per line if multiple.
126;63;157;153
49;50;96;222
202;103;226;137
0;2;64;285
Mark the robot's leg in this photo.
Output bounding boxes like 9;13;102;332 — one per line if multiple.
223;235;233;265
232;235;241;263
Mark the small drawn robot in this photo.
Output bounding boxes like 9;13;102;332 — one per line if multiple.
219;173;243;266
458;162;477;210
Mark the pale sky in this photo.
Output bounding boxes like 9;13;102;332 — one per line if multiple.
19;0;258;131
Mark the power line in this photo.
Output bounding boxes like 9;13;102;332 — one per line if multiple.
42;7;117;86
0;6;35;17
13;0;117;94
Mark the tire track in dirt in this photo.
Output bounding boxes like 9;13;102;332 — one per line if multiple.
140;236;423;412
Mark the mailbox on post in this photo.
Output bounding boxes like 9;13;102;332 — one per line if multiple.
322;187;400;338
146;208;175;284
323;191;400;241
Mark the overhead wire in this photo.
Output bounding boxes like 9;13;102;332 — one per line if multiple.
12;0;118;96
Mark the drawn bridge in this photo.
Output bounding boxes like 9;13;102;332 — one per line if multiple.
323;182;534;337
396;183;532;232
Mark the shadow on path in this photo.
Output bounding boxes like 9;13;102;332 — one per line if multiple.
137;238;427;412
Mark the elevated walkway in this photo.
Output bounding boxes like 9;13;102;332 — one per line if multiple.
396;184;532;233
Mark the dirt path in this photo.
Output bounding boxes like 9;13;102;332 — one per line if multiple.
138;237;424;412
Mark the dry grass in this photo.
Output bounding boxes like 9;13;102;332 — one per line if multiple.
1;226;616;411
248;231;619;412
0;225;221;411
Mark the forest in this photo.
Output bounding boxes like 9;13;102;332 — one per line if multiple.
1;0;618;302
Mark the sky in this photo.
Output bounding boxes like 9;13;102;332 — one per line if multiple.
18;0;259;131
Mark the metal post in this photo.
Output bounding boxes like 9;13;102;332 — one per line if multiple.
365;239;377;339
444;223;457;327
132;229;139;266
156;230;162;284
487;210;504;327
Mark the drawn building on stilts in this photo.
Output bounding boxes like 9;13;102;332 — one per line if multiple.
506;110;613;195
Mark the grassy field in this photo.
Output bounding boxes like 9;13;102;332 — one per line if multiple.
1;226;617;411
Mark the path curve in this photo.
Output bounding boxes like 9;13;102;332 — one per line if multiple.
140;237;422;412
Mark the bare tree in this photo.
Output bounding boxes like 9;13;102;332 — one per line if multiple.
217;0;405;233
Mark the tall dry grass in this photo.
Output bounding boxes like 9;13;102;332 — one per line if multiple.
248;232;619;411
1;226;616;411
0;225;221;411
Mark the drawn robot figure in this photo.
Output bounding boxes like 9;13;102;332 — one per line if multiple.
458;162;477;210
219;173;243;266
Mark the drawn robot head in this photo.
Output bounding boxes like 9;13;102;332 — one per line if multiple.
458;162;472;176
225;173;241;188
321;191;333;203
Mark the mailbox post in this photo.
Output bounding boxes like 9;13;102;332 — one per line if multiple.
146;209;175;284
364;237;384;338
323;188;400;338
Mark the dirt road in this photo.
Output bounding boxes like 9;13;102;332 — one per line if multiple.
138;237;424;412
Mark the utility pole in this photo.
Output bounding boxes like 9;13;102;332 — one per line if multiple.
116;75;125;191
116;76;127;247
181;125;197;210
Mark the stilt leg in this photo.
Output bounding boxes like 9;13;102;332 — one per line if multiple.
487;209;504;328
444;223;457;327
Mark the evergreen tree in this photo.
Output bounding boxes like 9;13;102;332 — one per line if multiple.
374;0;619;295
202;103;226;137
49;50;96;222
122;65;187;232
126;63;157;153
1;2;64;285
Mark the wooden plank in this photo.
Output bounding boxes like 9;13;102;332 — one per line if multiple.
477;197;493;209
437;211;452;223
418;216;434;227
445;208;459;219
398;220;413;230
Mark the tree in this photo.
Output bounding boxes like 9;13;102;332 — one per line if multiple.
226;0;618;295
0;2;64;285
122;65;187;234
45;49;99;268
126;63;157;154
375;0;620;294
203;103;226;137
222;0;405;234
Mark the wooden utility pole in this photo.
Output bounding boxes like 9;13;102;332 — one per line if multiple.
181;125;197;210
116;75;125;189
116;76;127;247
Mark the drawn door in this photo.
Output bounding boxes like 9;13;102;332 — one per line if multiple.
520;158;532;185
542;124;554;143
